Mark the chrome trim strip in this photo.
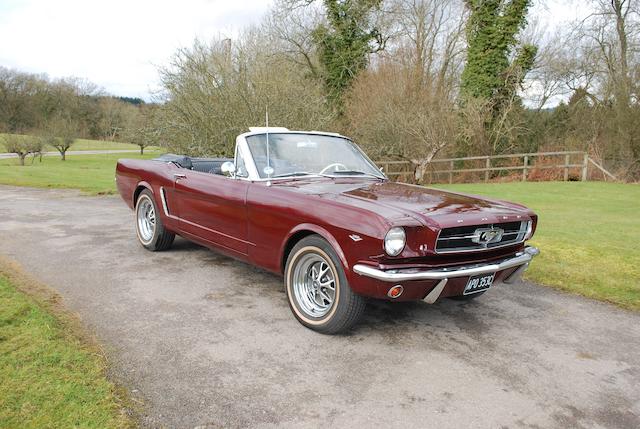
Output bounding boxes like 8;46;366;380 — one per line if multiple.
159;186;170;216
236;130;387;182
353;246;539;282
236;135;261;180
423;279;448;304
176;215;253;246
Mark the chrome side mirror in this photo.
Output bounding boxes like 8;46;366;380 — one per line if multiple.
221;161;236;177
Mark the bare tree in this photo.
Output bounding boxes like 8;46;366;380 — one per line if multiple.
267;0;324;78
382;0;467;98
345;63;459;182
558;0;640;176
44;116;78;161
520;23;575;111
571;0;639;103
157;29;333;157
344;0;470;180
2;134;43;166
122;105;160;155
98;98;136;141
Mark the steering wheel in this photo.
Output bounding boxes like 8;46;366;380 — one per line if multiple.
319;163;348;175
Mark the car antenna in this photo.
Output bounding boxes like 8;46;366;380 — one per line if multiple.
265;105;274;186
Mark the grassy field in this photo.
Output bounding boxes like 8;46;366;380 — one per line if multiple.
0;152;157;194
0;265;133;428
436;182;640;310
0;134;150;153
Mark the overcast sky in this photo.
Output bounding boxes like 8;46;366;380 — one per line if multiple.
0;0;582;100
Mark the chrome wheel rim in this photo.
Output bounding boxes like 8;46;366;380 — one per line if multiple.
292;253;337;318
137;197;155;243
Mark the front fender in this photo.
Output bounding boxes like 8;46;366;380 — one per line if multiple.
281;223;350;272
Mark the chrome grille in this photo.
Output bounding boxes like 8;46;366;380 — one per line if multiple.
435;221;529;253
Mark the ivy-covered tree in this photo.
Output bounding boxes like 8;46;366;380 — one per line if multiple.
313;0;384;109
458;0;537;155
460;0;536;113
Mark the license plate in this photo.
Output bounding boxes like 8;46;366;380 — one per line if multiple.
464;273;495;295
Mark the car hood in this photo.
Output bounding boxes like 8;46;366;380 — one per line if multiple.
274;179;533;228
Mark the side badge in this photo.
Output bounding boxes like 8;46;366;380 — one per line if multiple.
349;234;363;242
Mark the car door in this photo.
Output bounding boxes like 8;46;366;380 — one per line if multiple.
173;168;250;256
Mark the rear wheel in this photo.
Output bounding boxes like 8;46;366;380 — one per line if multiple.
285;235;365;334
135;189;174;251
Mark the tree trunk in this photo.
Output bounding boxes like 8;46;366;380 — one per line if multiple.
18;154;26;166
613;0;631;107
412;150;440;184
140;145;144;155
61;151;66;161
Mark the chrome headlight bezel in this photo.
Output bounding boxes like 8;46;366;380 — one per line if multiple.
384;227;406;256
524;220;533;240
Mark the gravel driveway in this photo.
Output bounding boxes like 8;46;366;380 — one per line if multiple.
1;185;638;429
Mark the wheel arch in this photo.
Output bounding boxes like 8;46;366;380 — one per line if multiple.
280;224;349;275
133;181;153;207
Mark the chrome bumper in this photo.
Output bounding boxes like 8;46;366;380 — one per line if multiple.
353;246;540;283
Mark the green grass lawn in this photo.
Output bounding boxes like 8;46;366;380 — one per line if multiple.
0;153;157;194
435;182;640;310
0;273;132;428
0;134;154;153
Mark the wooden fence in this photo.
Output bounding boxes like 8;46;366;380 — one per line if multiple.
376;151;617;184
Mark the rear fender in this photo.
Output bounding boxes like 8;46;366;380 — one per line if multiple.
133;180;154;205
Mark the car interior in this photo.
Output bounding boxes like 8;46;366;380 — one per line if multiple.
154;154;233;176
156;153;306;178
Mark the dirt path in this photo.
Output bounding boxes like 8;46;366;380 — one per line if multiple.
1;185;638;428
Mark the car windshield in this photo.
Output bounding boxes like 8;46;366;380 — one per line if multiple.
246;133;384;179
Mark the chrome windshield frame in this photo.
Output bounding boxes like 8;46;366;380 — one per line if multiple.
235;130;387;182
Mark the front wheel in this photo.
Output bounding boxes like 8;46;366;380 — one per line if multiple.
135;189;175;251
285;235;365;334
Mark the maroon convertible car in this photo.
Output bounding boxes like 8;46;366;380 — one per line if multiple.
116;128;539;334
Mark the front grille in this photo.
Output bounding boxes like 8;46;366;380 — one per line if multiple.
435;221;529;253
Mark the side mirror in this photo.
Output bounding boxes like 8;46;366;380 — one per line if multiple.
221;161;236;177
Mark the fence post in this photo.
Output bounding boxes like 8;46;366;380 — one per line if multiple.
564;154;570;181
484;157;490;182
581;152;588;181
522;155;528;182
449;160;454;184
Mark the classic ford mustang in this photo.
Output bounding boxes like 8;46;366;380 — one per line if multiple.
116;128;539;334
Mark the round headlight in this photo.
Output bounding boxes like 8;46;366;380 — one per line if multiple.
384;227;406;256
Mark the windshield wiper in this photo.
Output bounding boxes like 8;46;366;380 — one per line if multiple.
328;170;385;180
273;171;313;178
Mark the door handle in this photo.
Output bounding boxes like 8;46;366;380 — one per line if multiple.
173;173;187;180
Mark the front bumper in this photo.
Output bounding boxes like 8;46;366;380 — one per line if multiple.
352;246;540;303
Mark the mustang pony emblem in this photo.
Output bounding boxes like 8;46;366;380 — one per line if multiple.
472;227;504;246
